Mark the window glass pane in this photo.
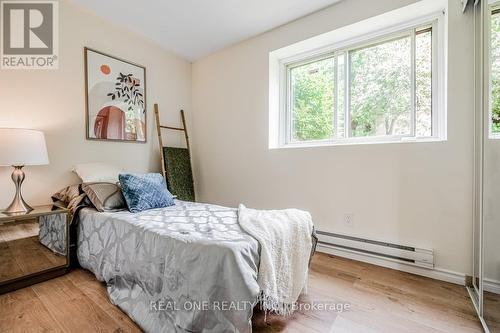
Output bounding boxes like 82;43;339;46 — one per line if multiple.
336;54;346;138
349;36;412;137
491;10;500;136
416;28;433;137
290;57;334;141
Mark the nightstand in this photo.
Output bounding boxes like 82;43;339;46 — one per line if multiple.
0;205;70;294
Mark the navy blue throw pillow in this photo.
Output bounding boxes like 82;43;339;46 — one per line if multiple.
119;173;175;213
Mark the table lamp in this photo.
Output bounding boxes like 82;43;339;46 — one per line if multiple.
0;129;49;214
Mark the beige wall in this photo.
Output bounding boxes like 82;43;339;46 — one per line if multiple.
0;0;191;208
191;0;474;274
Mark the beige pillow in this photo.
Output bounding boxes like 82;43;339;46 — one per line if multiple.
51;184;81;203
51;184;88;213
81;182;126;212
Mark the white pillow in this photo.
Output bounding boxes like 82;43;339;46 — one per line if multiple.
72;162;123;183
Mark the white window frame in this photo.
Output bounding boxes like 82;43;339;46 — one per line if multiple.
269;2;447;149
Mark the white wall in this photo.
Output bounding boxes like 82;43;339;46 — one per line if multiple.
191;0;474;274
483;139;500;283
0;0;191;208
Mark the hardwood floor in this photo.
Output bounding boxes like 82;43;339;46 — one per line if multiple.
484;291;500;332
0;253;482;333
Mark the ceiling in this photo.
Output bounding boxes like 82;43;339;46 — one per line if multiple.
70;0;342;61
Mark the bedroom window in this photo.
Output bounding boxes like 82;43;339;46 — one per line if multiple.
490;6;500;138
269;7;447;149
286;25;438;146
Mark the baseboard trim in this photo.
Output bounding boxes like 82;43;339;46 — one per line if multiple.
484;278;500;294
317;243;466;286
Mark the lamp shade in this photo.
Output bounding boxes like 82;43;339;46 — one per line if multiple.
0;129;49;166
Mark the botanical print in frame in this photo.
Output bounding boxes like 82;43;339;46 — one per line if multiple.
84;47;147;142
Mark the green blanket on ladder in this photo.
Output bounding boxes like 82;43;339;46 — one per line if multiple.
163;147;195;202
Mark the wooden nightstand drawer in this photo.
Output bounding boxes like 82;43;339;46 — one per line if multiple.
0;205;70;294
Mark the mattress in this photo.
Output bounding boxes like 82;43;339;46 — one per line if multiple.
77;200;260;333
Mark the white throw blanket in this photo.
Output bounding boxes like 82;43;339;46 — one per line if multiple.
238;204;314;316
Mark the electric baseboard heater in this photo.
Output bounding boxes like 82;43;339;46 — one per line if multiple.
317;231;434;269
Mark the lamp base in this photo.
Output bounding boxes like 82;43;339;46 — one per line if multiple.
3;166;33;214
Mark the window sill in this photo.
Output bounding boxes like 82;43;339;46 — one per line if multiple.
270;137;447;150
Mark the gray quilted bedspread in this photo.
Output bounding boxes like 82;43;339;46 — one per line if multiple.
39;213;67;256
77;200;260;333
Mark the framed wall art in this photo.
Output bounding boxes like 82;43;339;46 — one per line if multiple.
84;47;147;142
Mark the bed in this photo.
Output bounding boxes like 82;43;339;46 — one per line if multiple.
76;199;261;333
